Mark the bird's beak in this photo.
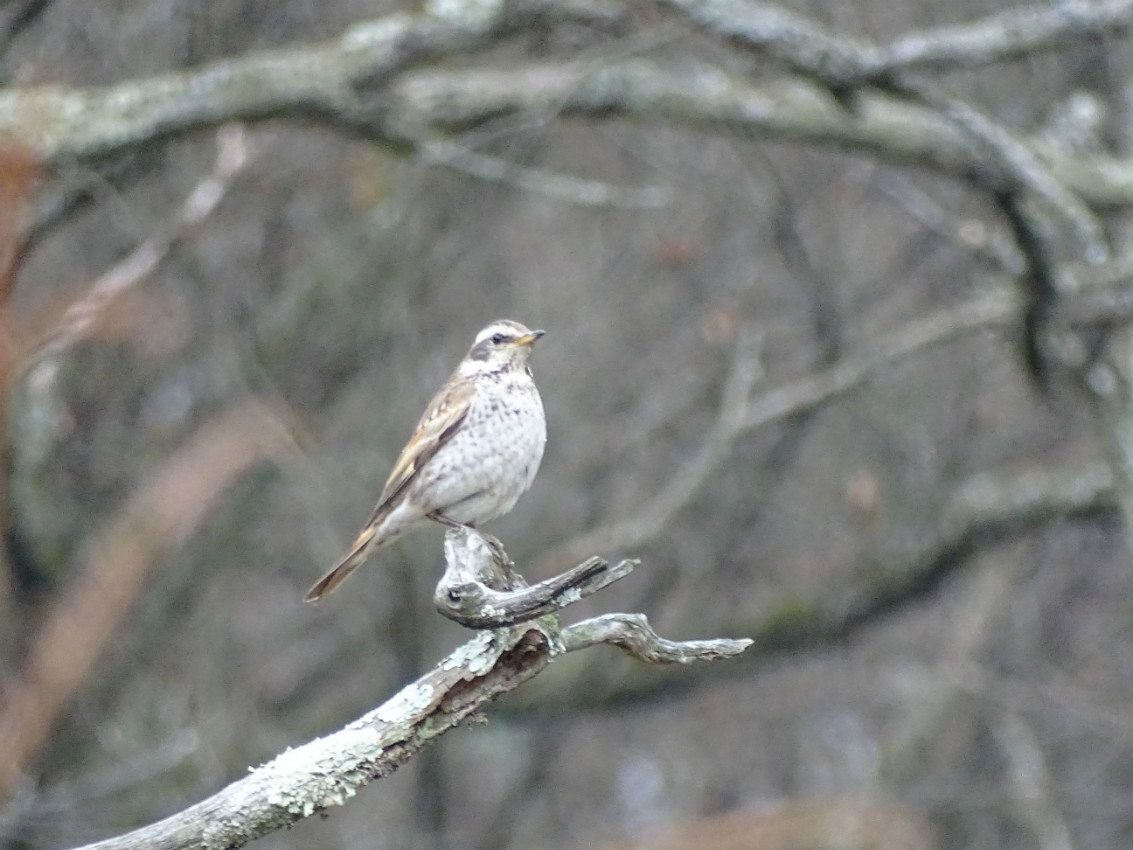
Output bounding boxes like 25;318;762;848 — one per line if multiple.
515;330;546;347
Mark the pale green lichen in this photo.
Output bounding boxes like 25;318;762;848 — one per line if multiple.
441;630;498;673
558;587;583;605
342;14;413;48
425;0;504;29
257;749;366;815
374;682;437;722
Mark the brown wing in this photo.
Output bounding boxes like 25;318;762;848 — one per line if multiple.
304;376;473;602
370;375;474;519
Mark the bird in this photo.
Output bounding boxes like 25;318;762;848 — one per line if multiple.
304;319;547;601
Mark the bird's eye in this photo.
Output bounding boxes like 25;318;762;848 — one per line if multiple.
491;333;504;345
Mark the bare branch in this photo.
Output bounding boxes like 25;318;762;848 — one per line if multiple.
657;0;874;88
537;294;1012;572
1078;346;1133;560
900;84;1108;264
738;461;1116;654
507;461;1117;716
417;136;671;208
996;190;1067;382
719;460;1117;666
561;613;753;663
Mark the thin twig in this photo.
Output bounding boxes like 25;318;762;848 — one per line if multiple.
536;293;1013;573
417;137;671;208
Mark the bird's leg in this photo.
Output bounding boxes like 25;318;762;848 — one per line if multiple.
428;511;468;531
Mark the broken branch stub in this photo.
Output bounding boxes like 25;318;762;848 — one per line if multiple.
433;527;637;628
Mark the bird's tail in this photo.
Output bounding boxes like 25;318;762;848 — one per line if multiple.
304;527;376;602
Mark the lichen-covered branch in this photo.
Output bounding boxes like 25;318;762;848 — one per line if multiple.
0;2;1131;219
658;0;1110;262
394;60;1133;210
75;625;557;850
0;0;620;161
873;0;1133;74
657;0;1133;85
74;531;747;850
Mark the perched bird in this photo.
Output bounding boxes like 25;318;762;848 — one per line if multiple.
305;319;547;601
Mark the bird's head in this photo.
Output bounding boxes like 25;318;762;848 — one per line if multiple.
461;319;545;375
